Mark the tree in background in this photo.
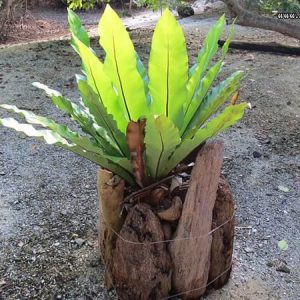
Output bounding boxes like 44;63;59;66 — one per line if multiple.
66;0;185;13
0;0;64;40
66;0;105;10
137;0;179;12
217;0;300;39
242;0;300;13
0;0;21;39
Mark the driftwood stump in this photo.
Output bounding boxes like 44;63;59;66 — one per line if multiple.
209;176;235;289
97;169;125;289
98;141;235;299
169;141;224;298
113;204;172;299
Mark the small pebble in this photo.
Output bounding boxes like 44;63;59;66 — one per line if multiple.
266;260;274;267
276;262;290;274
245;247;254;253
253;151;262;158
60;210;67;216
74;238;85;247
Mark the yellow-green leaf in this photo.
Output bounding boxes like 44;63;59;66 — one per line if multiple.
77;77;129;157
99;5;149;121
145;115;181;179
164;103;248;175
0;113;135;185
68;8;90;48
187;15;225;101
278;240;288;251
183;71;244;139
148;9;188;129
70;34;128;133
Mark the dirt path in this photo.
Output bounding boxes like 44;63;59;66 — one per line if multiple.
0;9;300;300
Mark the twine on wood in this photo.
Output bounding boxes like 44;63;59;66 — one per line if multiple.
99;210;234;298
162;262;233;299
101;256;233;299
100;232;233;299
99;211;234;245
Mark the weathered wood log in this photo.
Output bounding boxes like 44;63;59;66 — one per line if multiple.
98;140;236;299
218;39;300;55
169;141;224;299
97;169;125;289
208;176;235;289
112;203;172;300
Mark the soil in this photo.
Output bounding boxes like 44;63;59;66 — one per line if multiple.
0;2;300;300
0;7;160;47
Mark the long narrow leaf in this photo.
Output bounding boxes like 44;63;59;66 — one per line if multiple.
99;5;149;121
144;115;181;179
0;117;70;145
163;103;248;176
183;21;235;135
0;117;135;185
68;8;90;48
0;104;99;152
148;9;188;129
77;77;129;157
0;104;133;173
187;15;225;101
69;33;128;133
136;52;151;105
33;82;121;156
182;60;224;135
68;9;129;132
183;71;244;139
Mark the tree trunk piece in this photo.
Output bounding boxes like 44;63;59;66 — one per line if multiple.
112;203;172;300
218;39;300;55
221;0;300;40
0;0;14;36
97;169;125;289
208;176;235;289
169;140;224;299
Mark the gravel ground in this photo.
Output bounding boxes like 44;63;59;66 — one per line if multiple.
0;11;300;300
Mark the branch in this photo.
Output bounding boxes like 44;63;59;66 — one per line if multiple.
221;0;300;40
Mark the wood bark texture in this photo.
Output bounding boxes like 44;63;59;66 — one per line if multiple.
169;140;224;299
221;0;300;40
208;176;235;289
97;169;125;289
98;141;236;299
112;203;172;300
